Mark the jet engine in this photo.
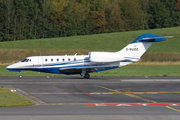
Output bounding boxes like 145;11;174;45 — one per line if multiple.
88;52;124;63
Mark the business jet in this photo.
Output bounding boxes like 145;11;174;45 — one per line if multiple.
6;34;167;78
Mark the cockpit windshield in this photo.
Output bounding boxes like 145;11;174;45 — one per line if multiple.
21;58;31;62
21;58;27;62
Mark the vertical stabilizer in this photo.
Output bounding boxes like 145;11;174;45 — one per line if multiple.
116;34;166;58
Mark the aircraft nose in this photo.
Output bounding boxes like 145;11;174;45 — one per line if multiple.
6;64;15;70
6;63;17;70
6;65;11;70
6;64;21;72
6;62;19;70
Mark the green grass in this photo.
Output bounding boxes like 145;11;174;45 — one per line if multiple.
0;88;35;107
2;65;180;77
1;27;180;53
99;65;180;77
0;27;180;64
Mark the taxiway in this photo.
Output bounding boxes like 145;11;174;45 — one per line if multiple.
0;76;180;120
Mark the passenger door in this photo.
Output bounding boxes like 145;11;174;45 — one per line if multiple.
38;57;43;67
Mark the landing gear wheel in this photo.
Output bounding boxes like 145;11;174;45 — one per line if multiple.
84;73;90;79
19;75;23;79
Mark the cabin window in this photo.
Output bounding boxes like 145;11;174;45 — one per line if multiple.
68;58;70;61
74;58;76;61
57;59;59;61
51;59;53;62
29;59;31;62
62;58;65;61
45;59;47;62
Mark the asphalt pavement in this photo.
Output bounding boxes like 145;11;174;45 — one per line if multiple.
0;76;180;120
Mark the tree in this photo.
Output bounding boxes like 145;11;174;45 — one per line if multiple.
105;0;125;32
0;0;179;42
141;0;149;10
177;0;180;11
0;0;5;41
176;0;180;24
49;0;67;37
121;0;142;31
147;0;167;29
160;0;180;27
23;0;37;39
139;0;150;30
89;0;104;11
70;1;89;35
2;0;15;41
91;11;109;33
37;0;52;38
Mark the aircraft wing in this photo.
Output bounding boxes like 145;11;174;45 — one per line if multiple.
59;65;119;73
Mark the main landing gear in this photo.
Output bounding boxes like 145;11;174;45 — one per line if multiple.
81;70;90;79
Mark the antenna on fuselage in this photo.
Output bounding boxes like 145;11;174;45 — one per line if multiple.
74;53;77;56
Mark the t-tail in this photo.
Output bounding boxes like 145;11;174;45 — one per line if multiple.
116;34;166;66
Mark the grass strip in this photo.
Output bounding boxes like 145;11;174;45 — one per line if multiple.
0;27;180;64
1;65;180;77
1;27;180;53
98;65;180;77
0;88;35;107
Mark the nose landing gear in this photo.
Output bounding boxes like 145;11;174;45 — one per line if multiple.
19;72;23;79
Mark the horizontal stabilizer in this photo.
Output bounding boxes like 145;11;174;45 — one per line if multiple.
131;34;166;43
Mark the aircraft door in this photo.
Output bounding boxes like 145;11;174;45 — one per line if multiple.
38;57;43;67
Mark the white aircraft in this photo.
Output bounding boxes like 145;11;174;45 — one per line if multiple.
6;34;167;78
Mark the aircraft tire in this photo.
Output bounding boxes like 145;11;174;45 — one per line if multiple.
19;75;23;79
84;74;90;79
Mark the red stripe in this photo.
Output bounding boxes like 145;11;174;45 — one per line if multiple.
84;103;180;106
84;92;165;95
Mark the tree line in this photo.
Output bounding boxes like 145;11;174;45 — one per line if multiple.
0;0;180;41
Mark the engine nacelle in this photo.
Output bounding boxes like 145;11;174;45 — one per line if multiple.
88;52;124;63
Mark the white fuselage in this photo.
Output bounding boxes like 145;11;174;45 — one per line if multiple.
7;54;131;75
